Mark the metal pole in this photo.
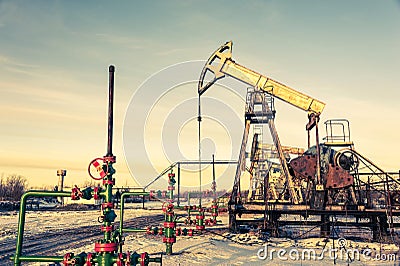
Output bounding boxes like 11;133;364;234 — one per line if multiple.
142;188;145;209
212;154;216;196
177;163;181;207
107;65;115;157
315;119;321;185
57;169;66;205
198;96;202;207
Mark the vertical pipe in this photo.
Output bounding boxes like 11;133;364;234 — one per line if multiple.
14;191;71;266
212;154;216;198
107;65;115;157
315;120;321;185
142;188;145;209
177;163;181;207
103;65;116;244
60;175;64;206
198;96;202;207
57;170;66;205
263;172;268;230
14;194;27;266
103;181;113;242
119;193;126;237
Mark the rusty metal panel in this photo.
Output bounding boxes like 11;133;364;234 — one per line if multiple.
325;164;354;189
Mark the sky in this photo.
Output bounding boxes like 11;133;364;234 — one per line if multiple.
0;0;399;190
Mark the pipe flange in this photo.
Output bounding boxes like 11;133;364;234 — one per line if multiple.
102;202;114;209
101;225;114;232
162;237;176;243
163;222;175;228
103;179;115;185
140;252;148;266
196;225;205;230
86;253;94;266
94;242;118;252
116;252;125;266
103;155;116;163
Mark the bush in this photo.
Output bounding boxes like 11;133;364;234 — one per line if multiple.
0;175;28;201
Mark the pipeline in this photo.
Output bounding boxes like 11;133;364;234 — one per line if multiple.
119;170;218;256
12;66;162;266
119;172;179;255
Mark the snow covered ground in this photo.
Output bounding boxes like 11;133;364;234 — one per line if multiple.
1;204;400;265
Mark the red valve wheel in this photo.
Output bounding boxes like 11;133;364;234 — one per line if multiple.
88;158;109;180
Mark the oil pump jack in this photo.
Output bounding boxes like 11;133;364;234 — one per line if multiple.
198;41;330;227
197;42;400;237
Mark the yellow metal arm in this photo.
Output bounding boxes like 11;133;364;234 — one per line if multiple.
198;41;325;115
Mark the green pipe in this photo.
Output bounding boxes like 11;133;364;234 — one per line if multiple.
119;192;150;236
149;257;163;263
103;164;114;242
123;228;147;233
12;256;64;263
14;190;71;266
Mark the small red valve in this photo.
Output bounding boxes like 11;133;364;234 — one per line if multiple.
93;186;101;200
88;158;108;180
71;186;82;200
63;253;76;266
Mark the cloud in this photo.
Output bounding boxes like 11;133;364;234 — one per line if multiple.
94;33;147;50
0;53;39;76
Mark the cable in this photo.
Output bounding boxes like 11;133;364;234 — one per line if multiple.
198;95;202;207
